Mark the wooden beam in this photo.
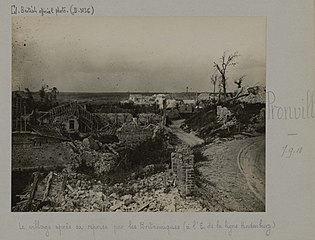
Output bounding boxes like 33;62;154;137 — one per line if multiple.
24;171;40;211
42;171;53;201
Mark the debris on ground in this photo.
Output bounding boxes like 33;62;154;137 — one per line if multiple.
13;168;205;212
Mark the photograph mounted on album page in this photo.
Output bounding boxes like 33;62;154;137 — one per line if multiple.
0;0;314;239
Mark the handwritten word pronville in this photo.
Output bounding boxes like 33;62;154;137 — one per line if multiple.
11;4;94;16
267;90;315;120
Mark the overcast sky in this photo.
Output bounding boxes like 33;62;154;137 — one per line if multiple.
12;17;265;92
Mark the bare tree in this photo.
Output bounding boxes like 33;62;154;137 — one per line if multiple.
210;72;219;94
213;51;240;99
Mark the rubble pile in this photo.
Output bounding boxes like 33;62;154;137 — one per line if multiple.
63;137;118;176
216;106;232;124
184;102;265;141
14;169;205;212
241;86;266;104
12;112;204;212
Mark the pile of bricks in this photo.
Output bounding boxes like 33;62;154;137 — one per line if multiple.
171;145;195;196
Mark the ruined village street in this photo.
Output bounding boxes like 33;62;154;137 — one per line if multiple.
196;135;265;212
168;119;265;212
11;17;267;213
168;120;204;147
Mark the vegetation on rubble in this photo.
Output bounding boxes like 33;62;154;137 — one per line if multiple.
65;127;173;186
184;102;265;140
105;135;172;184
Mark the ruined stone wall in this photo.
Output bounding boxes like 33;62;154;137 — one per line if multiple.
138;113;161;125
12;134;71;169
171;145;194;196
96;113;161;127
12;132;64;145
95;113;133;126
116;122;154;146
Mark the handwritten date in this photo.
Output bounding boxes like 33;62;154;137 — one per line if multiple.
281;144;303;158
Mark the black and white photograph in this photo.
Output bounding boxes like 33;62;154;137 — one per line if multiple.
11;16;266;212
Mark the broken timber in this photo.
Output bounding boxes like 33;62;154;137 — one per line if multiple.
42;171;53;201
23;172;40;211
137;200;154;212
43;101;106;132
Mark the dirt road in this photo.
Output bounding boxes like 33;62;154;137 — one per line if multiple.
237;138;265;204
168;120;204;147
197;135;265;212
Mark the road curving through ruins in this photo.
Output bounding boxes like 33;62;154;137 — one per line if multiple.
197;135;265;212
168;119;204;147
237;138;265;204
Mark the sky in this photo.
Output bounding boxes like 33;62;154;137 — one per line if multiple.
12;17;266;92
